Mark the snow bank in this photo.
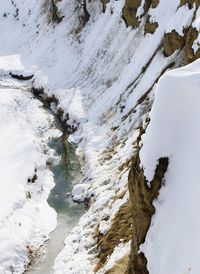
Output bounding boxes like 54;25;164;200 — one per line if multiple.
0;81;59;273
140;59;200;274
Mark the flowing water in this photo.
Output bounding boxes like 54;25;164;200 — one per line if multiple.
26;125;84;273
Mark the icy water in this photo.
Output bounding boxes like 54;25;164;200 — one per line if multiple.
26;131;84;273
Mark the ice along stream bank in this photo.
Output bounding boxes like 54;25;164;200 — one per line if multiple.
25;83;85;274
0;77;84;274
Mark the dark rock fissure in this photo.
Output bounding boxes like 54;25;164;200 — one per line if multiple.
30;86;78;135
9;73;34;81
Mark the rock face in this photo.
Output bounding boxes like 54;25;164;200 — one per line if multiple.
121;0;200;64
163;30;186;56
144;15;158;34
127;128;169;274
184;27;200;63
122;0;159;28
95;200;133;272
119;0;200;273
162;27;200;64
122;0;142;28
94;0;200;272
163;1;200;64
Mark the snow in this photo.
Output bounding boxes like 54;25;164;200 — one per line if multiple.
96;241;131;274
192;7;200;52
136;0;145;18
165;4;194;36
140;59;200;274
0;80;60;273
0;0;198;273
147;0;180;31
98;188;129;235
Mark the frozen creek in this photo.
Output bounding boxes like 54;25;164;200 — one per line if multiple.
0;77;84;274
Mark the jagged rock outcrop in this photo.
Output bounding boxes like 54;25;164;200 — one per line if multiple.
127;154;168;273
122;0;159;28
184;27;200;63
163;0;200;63
122;0;142;28
163;30;186;56
163;25;200;65
144;15;158;34
126;125;169;274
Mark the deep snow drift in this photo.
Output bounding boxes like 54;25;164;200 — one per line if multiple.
140;59;200;274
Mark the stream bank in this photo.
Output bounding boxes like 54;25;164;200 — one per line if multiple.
7;78;86;274
26;136;84;274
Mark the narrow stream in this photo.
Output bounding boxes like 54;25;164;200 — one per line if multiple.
26;114;84;273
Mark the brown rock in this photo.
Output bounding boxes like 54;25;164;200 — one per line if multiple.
122;0;142;28
163;30;186;56
144;15;158;34
184;27;200;64
127;152;168;274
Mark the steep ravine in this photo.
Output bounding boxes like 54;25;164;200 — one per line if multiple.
0;0;199;273
95;1;200;273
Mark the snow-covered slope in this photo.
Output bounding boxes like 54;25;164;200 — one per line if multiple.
0;0;200;273
140;59;200;274
0;80;59;273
